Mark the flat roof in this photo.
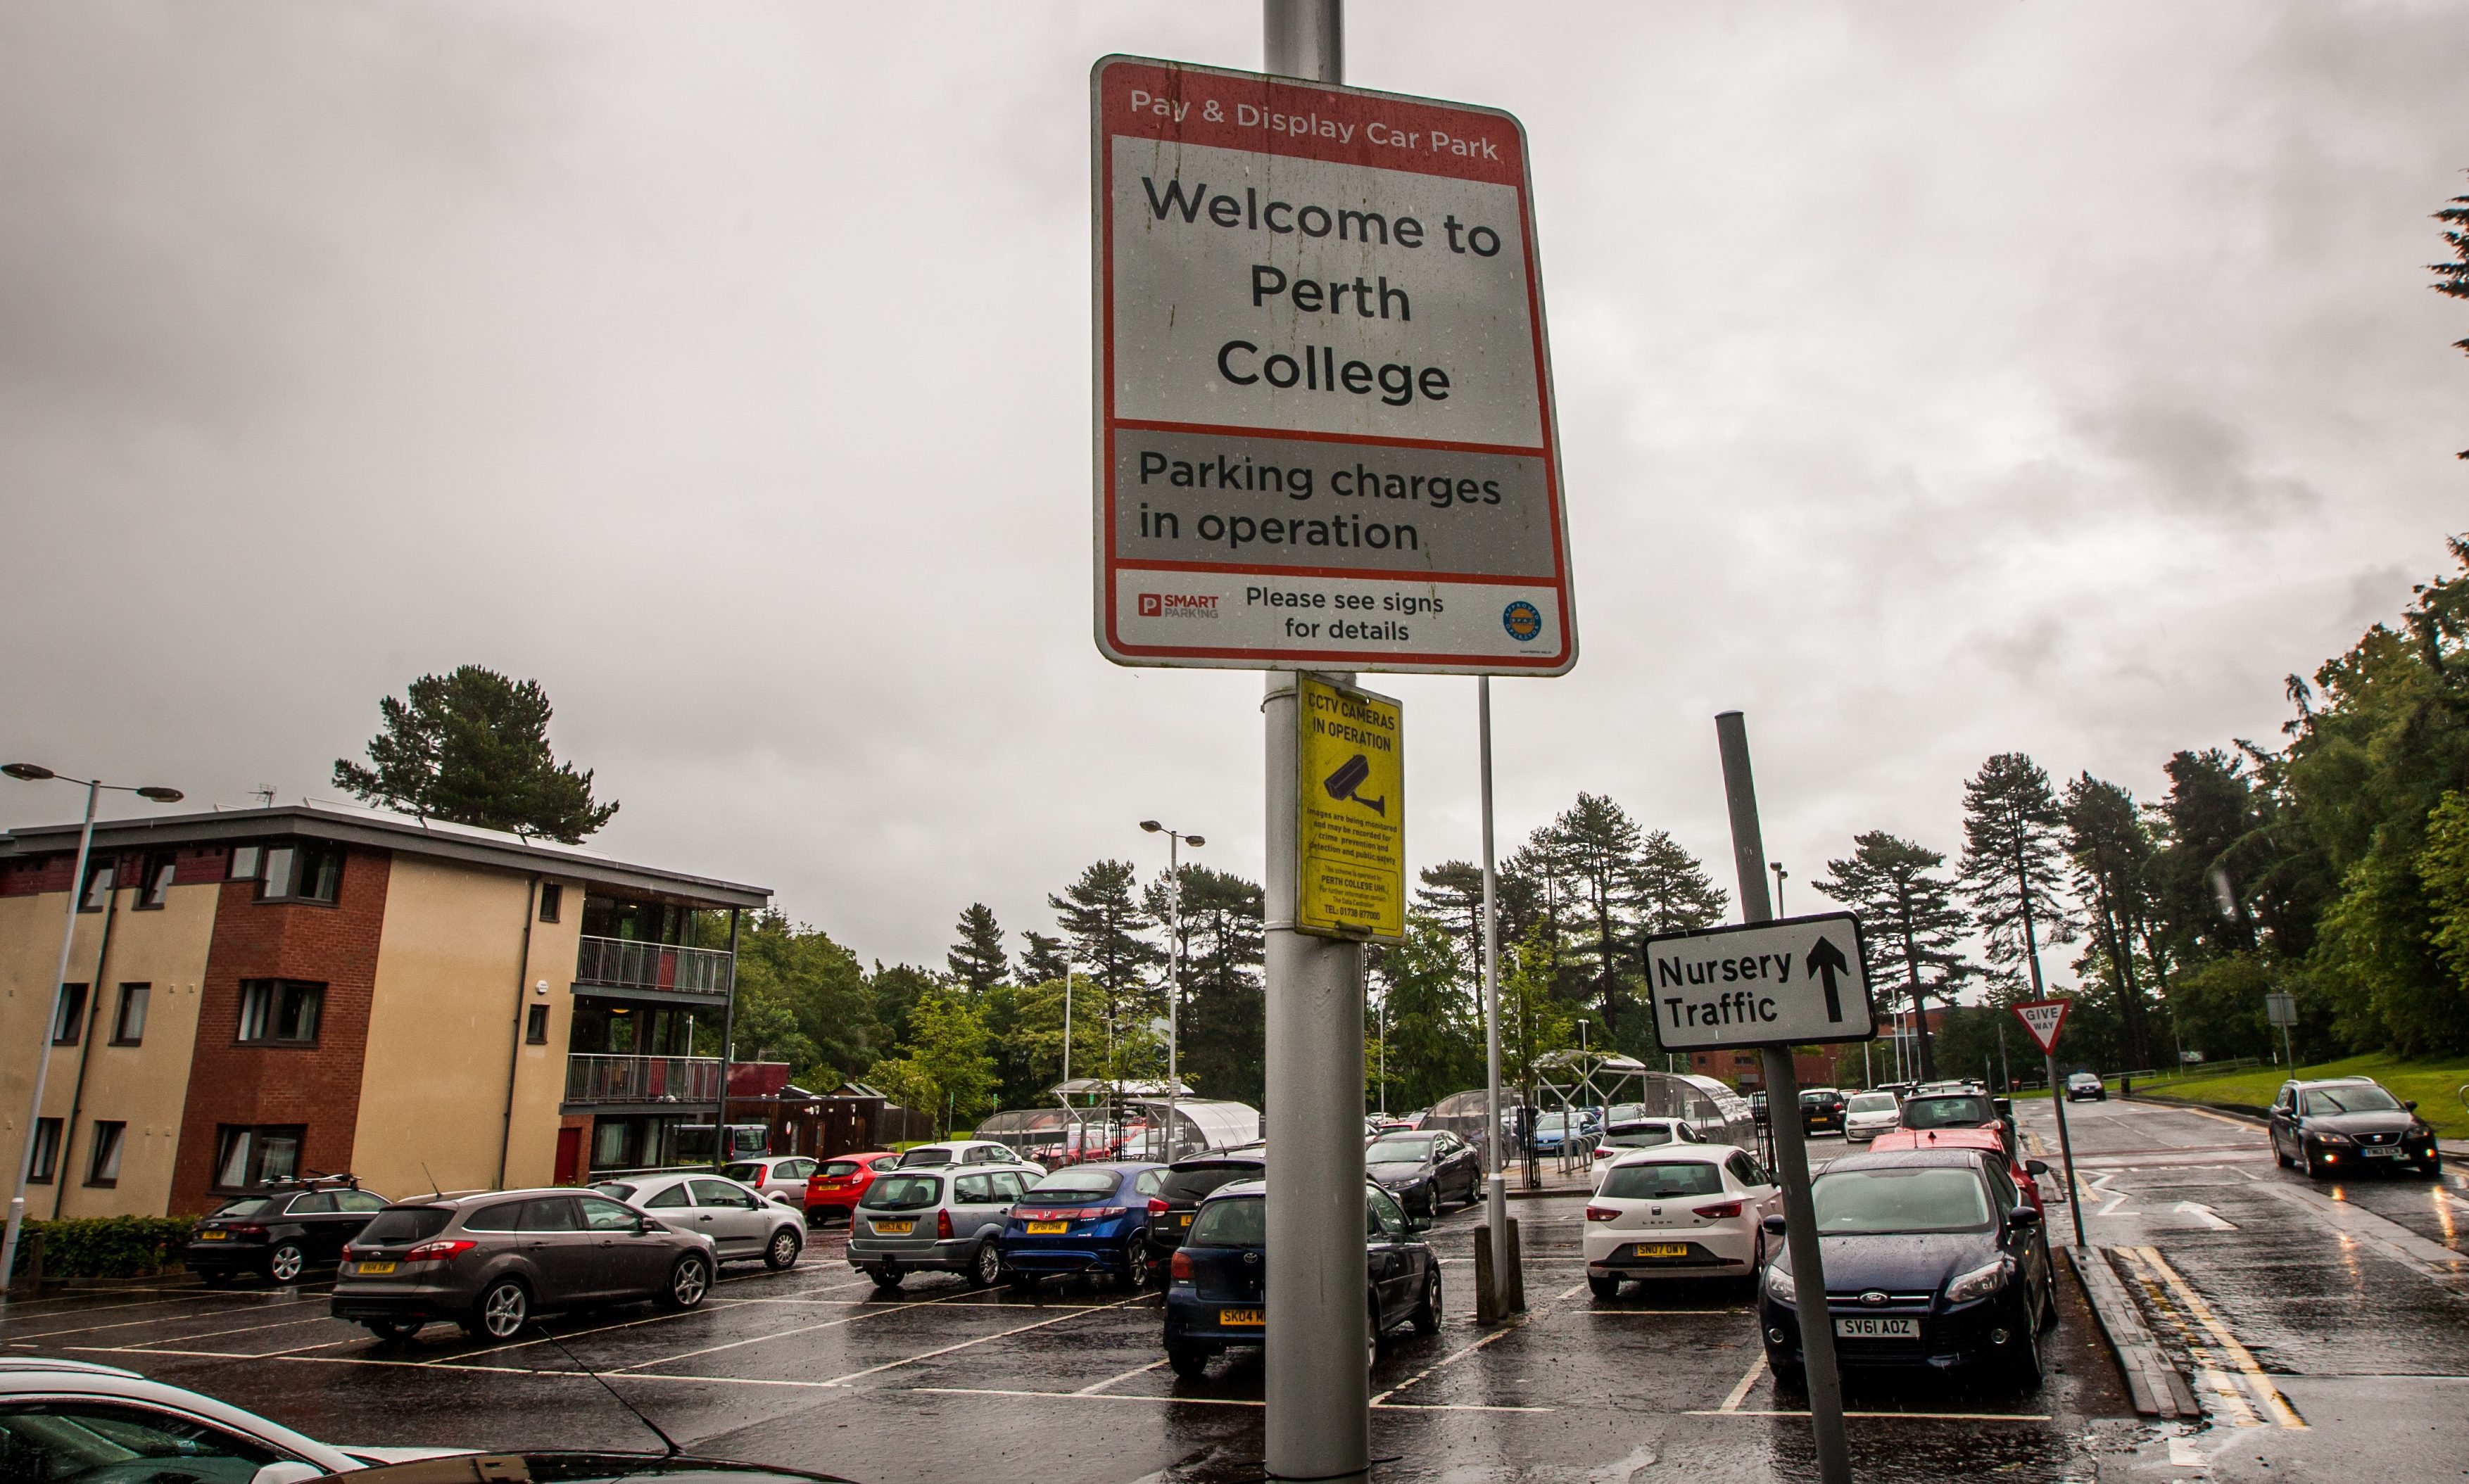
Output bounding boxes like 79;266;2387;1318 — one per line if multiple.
0;800;769;910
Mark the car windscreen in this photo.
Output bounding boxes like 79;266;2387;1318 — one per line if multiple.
1367;1139;1435;1164
1598;1160;1724;1200
1021;1170;1121;1203
358;1207;455;1244
593;1183;638;1203
1812;1167;1993;1234
1159;1165;1260;1203
861;1174;944;1210
1599;1124;1675;1150
208;1196;281;1219
1846;1093;1898;1115
900;1148;953;1167
821;1160;862;1179
1902;1096;1993;1129
722;1162;767;1184
2303;1086;2403;1115
1186;1196;1267;1248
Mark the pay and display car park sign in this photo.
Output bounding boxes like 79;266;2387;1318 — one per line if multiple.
1643;913;1878;1051
1091;56;1574;675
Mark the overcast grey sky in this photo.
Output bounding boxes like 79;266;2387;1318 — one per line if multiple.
5;3;2464;982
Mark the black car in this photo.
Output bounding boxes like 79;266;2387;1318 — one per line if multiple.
186;1177;392;1286
1365;1130;1481;1217
1162;1179;1441;1379
1758;1147;2054;1388
1146;1152;1267;1267
2268;1077;2442;1178
1800;1089;1848;1136
2064;1072;2107;1103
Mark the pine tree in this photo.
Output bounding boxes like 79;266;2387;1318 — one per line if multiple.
1168;866;1265;1105
1815;832;1969;1080
1375;915;1484;1110
1959;754;2076;1001
2433;176;2468;458
2063;775;2159;1069
946;903;1009;995
1527;794;1648;1035
1048;860;1165;1031
334;666;617;842
1413;861;1488;978
1016;931;1068;989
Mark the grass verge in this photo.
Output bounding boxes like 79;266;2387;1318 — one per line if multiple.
2135;1052;2469;1140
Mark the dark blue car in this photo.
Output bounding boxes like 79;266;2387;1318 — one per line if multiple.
998;1162;1167;1291
1162;1179;1441;1380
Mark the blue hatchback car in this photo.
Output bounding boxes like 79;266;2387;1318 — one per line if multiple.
998;1162;1168;1291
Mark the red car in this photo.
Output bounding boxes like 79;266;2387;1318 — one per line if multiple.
1867;1126;2050;1214
804;1150;902;1227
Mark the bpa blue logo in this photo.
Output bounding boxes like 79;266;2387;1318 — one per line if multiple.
1501;602;1543;643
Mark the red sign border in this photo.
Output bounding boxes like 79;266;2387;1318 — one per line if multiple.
1091;55;1575;675
2010;998;2071;1055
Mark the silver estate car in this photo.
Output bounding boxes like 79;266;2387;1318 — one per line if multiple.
329;1188;717;1341
848;1161;1041;1290
596;1172;805;1269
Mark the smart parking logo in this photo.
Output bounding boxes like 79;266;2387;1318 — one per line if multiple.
1501;601;1543;642
1138;592;1220;620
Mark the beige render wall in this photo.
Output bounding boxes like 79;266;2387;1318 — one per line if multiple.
504;878;582;1188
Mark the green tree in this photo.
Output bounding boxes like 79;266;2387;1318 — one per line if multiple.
1163;865;1265;1106
728;995;821;1076
1814;831;1968;1082
334;666;617;842
2434;175;2468;459
869;963;942;1055
1500;920;1578;1091
947;903;1009;995
1414;861;1489;978
1016;931;1068;988
2064;775;2160;1069
726;911;876;1084
1959;753;2076;998
1049;861;1164;1027
1526;794;1648;1037
997;977;1109;1103
866;991;998;1139
1374;915;1484;1111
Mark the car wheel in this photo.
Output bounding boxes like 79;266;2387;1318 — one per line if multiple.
966;1241;1003;1289
1167;1340;1211;1380
2304;1149;2328;1179
663;1254;712;1310
267;1243;306;1285
1118;1237;1152;1292
1413;1268;1443;1333
764;1228;802;1271
363;1319;423;1341
1587;1272;1622;1300
469;1279;529;1340
2008;1321;2046;1390
870;1267;905;1293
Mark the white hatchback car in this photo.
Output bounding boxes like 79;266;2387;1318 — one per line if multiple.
1584;1146;1785;1297
1587;1118;1705;1189
1843;1089;1903;1143
896;1139;1025;1169
594;1172;806;1270
0;1357;457;1474
723;1155;819;1206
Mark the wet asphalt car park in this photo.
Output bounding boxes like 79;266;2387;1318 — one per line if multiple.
0;1098;2459;1483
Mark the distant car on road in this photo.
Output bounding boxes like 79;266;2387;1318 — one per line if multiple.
330;1189;716;1341
1162;1179;1440;1380
722;1155;819;1206
2064;1072;2107;1102
1800;1088;1848;1136
0;1358;462;1473
804;1150;902;1226
184;1177;392;1286
1584;1146;1781;1296
848;1159;1042;1290
999;1162;1168;1291
1366;1130;1482;1216
2268;1077;2442;1178
1842;1090;1902;1143
595;1172;804;1270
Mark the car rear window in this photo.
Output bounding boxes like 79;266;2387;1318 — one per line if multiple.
899;1148;952;1167
821;1161;862;1179
1187;1196;1266;1248
863;1174;944;1210
1903;1096;1994;1129
1598;1160;1724;1200
1023;1169;1121;1202
208;1197;280;1219
723;1162;766;1184
358;1207;454;1244
593;1183;638;1203
1600;1125;1674;1150
1847;1093;1898;1114
1812;1167;1993;1234
1159;1165;1259;1203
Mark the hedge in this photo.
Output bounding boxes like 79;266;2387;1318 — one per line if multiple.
7;1216;196;1280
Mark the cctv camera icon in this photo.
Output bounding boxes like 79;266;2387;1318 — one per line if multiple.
1323;754;1386;816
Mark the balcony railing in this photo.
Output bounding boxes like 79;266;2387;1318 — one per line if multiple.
564;1053;724;1106
574;935;733;996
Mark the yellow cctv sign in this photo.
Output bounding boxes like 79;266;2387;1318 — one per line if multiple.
1296;672;1405;941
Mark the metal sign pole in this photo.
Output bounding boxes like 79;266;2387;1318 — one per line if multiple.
1479;676;1510;1317
2045;1051;2086;1248
1715;712;1852;1484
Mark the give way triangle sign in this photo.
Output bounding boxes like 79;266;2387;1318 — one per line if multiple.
2012;998;2070;1055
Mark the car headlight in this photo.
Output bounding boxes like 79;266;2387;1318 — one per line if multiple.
1763;1262;1798;1305
2313;1131;2354;1146
1945;1257;2012;1305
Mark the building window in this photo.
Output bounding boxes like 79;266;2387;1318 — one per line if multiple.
51;985;87;1046
85;1122;126;1186
110;984;149;1046
227;845;263;882
211;1125;304;1191
526;1004;551;1044
258;842;342;904
26;1120;61;1184
134;852;177;911
80;863;113;913
236;980;322;1046
538;883;563;924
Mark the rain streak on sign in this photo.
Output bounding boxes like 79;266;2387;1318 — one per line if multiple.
1295;672;1404;941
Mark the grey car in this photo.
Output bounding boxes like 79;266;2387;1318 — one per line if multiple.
847;1162;1040;1290
329;1188;718;1342
597;1172;805;1269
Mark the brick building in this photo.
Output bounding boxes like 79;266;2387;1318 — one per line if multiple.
0;803;766;1217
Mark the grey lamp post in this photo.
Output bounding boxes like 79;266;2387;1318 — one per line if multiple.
1139;820;1204;1161
0;764;183;1294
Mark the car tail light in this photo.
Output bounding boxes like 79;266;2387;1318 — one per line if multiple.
1170;1248;1193;1281
1149;1198;1170;1216
937;1209;954;1241
403;1239;477;1264
227;1224;267;1237
1097;1206;1130;1219
1693;1201;1743;1219
1584;1205;1617;1222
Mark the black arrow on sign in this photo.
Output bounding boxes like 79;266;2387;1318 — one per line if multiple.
1805;937;1850;1022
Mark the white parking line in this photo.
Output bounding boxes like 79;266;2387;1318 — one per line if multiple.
1716;1355;1764;1412
610;1287;988;1372
4;1294;331;1343
1075;1359;1168;1395
804;1295;1144;1388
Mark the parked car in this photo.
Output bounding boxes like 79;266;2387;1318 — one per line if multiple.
999;1162;1168;1290
330;1189;716;1341
1162;1179;1441;1380
1842;1091;1902;1143
595;1172;804;1270
2268;1077;2442;1178
897;1139;1027;1169
1365;1130;1482;1216
1584;1146;1783;1296
847;1158;1042;1290
0;1358;462;1474
1799;1088;1848;1136
723;1155;820;1206
185;1177;392;1286
2064;1072;2107;1103
1757;1146;2055;1388
1147;1151;1268;1266
1867;1125;2054;1215
805;1150;902;1226
1586;1118;1703;1189
1531;1110;1596;1155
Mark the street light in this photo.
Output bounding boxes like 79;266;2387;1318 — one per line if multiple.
1770;861;1788;919
1;764;184;1293
1139;820;1204;1162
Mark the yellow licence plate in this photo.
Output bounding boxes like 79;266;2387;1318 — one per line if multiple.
198;1231;229;1241
1220;1307;1265;1326
873;1219;914;1235
1633;1243;1691;1259
1026;1221;1069;1234
353;1261;397;1276
1180;1214;1193;1226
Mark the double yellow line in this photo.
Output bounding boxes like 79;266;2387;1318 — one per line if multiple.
2113;1245;2304;1428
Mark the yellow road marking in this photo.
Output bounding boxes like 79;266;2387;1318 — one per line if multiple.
2121;1245;2303;1428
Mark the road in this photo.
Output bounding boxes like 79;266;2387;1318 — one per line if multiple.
1;1098;2461;1483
